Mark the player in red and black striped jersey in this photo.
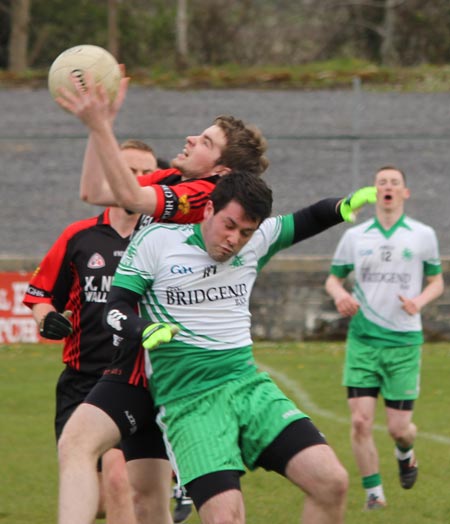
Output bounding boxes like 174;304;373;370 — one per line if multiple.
54;75;270;524
23;209;137;377
23;141;159;524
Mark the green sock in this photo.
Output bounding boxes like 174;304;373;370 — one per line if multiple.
362;473;382;489
396;444;413;453
395;445;413;461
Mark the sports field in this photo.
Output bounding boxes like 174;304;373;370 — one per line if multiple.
1;341;449;523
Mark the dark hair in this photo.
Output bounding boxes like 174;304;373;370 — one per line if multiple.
213;115;269;176
376;165;406;184
210;171;272;224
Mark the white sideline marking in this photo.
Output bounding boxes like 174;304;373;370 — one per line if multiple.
259;363;450;446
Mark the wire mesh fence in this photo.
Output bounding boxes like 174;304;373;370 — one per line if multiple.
1;83;449;258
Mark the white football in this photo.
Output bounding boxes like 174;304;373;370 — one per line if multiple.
48;44;121;102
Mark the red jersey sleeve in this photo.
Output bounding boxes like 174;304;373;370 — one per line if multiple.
138;169;217;224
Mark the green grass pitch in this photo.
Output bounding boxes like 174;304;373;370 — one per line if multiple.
1;342;449;523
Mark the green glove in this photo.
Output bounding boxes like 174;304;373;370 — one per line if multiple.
142;322;179;350
339;186;377;222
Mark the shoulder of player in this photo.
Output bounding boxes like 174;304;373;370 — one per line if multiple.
56;214;103;243
402;215;437;234
140;170;217;194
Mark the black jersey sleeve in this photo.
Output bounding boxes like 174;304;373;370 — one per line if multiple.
292;198;343;244
103;286;150;340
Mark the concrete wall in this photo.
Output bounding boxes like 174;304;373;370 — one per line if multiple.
251;256;450;341
2;256;449;342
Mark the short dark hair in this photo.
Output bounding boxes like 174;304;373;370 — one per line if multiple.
376;165;406;184
210;171;272;224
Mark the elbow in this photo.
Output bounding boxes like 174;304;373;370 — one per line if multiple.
80;188;107;206
79;188;89;203
434;274;445;299
324;275;333;294
79;186;98;205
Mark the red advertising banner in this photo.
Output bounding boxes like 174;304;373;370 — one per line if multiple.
0;271;49;344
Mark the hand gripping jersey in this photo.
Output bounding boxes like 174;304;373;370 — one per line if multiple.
330;215;442;347
111;215;296;405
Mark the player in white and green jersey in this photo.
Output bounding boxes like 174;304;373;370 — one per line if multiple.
326;166;444;510
104;173;377;523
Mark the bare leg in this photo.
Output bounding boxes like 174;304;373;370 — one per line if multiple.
348;396;378;476
198;489;245;524
127;458;173;524
286;444;348;524
102;448;137;524
386;407;416;447
58;403;121;524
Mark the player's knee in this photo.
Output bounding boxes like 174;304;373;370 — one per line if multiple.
328;464;349;501
199;505;244;524
131;480;149;508
57;428;82;465
132;483;167;516
351;412;372;438
104;465;130;498
387;421;413;442
58;424;99;466
311;463;348;507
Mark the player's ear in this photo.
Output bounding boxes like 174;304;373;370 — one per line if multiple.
203;200;214;219
403;187;411;200
214;165;231;177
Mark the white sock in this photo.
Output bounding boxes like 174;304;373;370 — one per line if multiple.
366;485;386;502
395;447;413;461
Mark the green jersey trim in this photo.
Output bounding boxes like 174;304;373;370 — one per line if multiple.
424;261;442;276
330;263;354;278
257;215;295;272
186;224;205;250
366;214;411;239
349;310;423;347
113;269;153;295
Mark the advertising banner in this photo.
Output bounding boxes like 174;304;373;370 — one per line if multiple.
0;272;49;344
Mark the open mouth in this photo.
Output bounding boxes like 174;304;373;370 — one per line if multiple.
176;147;188;159
384;194;393;201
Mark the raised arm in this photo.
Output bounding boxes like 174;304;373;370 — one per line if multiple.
89;117;159;214
79;132;116;205
79;71;128;205
58;71;159;214
291;187;377;243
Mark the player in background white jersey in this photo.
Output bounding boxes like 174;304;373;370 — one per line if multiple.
325;166;444;510
102;172;378;524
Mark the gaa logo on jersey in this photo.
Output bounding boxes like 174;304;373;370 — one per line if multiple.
87;253;106;269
